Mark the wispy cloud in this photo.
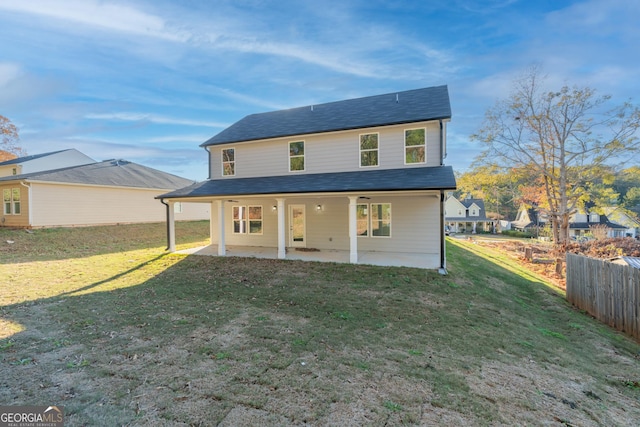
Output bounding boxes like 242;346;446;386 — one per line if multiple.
0;0;186;41
85;112;226;128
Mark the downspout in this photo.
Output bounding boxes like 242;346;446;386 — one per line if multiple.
439;190;447;275
20;181;32;227
160;198;171;251
439;119;445;165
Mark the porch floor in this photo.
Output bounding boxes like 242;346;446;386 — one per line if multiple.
175;244;438;270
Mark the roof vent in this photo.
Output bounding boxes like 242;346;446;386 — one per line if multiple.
396;93;399;103
311;105;314;111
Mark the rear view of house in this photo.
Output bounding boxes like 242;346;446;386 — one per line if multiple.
158;86;457;270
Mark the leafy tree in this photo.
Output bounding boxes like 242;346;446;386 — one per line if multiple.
1;115;24;157
472;66;640;247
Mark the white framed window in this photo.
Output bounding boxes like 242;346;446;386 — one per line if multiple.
404;128;426;164
233;205;263;234
357;204;369;236
289;141;305;171
3;188;20;215
222;148;235;176
12;168;17;175
359;133;379;167
357;203;391;238
471;208;477;216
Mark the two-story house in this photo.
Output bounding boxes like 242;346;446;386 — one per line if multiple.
158;86;457;271
444;194;493;234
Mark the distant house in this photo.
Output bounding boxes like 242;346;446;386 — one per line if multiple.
603;207;640;239
0;149;95;177
0;156;209;228
444;194;493;233
511;203;629;238
157;86;457;270
569;210;627;238
511;205;548;233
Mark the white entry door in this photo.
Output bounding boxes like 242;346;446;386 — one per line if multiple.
289;204;306;247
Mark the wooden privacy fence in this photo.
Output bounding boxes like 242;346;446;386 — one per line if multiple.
566;253;640;340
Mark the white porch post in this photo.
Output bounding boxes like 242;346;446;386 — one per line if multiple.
217;200;226;256
209;202;216;245
167;201;176;252
348;196;358;263
276;198;286;259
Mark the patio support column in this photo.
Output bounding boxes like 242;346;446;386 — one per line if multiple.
348;196;358;263
167;201;176;252
276;198;286;259
209;201;216;245
217;200;226;256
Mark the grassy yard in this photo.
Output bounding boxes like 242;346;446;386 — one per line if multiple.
1;222;639;426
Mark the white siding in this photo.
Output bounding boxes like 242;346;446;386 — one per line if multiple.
30;182;209;227
208;121;443;179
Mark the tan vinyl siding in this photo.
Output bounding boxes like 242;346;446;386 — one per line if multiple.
0;184;29;228
29;182;209;227
208;121;442;178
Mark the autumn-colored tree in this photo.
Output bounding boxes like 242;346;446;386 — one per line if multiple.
472;66;640;247
1;115;25;157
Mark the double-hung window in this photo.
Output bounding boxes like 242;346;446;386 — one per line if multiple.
289;141;305;171
356;203;391;237
233;205;263;234
222;148;235;176
405;128;426;164
359;133;379;167
3;188;20;215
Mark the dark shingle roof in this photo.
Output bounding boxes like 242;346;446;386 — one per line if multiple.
0;159;196;190
0;149;72;166
569;215;627;230
202;86;451;146
157;166;456;199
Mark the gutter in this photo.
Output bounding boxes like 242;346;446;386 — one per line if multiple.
439;119;446;165
159;199;171;251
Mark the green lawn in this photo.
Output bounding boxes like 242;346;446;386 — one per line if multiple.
1;222;639;426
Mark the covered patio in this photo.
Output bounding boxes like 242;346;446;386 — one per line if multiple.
176;244;438;269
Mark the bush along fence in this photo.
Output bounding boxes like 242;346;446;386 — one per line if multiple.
566;253;640;340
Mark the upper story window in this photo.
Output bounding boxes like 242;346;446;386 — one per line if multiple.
405;128;426;164
12;168;17;175
3;188;20;215
222;148;235;176
289;141;305;171
471;208;478;216
590;212;599;223
359;133;379;167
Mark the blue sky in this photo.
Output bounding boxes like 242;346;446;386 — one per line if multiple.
0;0;638;181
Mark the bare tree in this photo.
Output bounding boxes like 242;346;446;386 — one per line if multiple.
472;66;640;247
1;115;24;158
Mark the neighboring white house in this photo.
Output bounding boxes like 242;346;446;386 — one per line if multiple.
511;203;630;239
444;194;493;234
0;149;95;177
158;86;457;270
603;207;640;239
569;210;628;238
1;157;209;228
